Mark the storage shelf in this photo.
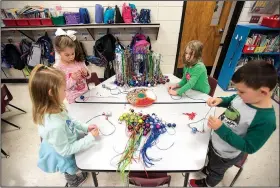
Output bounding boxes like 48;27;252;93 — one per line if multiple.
242;52;280;55
1;23;161;31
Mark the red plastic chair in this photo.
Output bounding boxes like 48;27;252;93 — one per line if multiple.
230;153;248;187
86;72;100;87
208;77;218;97
128;172;171;187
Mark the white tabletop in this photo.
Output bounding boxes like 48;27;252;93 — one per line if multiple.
69;103;215;172
75;74;210;104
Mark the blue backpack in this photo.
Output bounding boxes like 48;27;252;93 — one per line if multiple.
104;7;115;24
79;8;90;24
139;9;151;23
37;32;55;64
95;4;104;23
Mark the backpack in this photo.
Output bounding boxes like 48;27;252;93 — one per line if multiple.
122;3;132;23
129;3;139;23
139;9;151;23
19;39;32;66
37;33;55;65
26;43;42;68
94;34;116;63
79;8;90;24
94;34;117;79
4;43;25;70
95;4;104;23
130;33;150;54
104;7;115;24
115;5;124;23
79;41;89;66
129;3;136;9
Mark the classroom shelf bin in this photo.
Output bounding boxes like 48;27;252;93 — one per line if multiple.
40;18;53;26
51;16;66;26
28;18;41;26
2;19;17;26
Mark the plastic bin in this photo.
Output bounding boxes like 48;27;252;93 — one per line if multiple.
243;44;257;53
16;19;29;26
64;12;80;25
2;19;17;26
261;15;280;28
51;16;65;25
28;18;41;26
40;18;53;26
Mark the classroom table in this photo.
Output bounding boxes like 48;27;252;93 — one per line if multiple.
75;74;210;104
70;75;215;187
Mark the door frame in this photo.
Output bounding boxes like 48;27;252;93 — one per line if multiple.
173;1;245;79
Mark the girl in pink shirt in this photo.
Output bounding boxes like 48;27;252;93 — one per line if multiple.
53;29;90;103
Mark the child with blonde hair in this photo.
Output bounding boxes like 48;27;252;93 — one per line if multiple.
168;40;210;96
29;64;99;187
53;28;91;103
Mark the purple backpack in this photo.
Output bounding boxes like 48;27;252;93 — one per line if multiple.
95;4;104;23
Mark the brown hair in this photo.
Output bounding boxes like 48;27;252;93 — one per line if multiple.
54;35;85;62
183;40;203;67
29;64;66;125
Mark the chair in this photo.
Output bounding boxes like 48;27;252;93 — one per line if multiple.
86;72;100;87
208;77;218;97
1;84;26;158
128;172;171;187
230;153;248;187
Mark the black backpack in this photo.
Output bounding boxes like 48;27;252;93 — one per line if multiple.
94;34;117;79
4;44;25;70
115;5;124;23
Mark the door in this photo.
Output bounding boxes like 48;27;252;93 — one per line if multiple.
176;1;233;72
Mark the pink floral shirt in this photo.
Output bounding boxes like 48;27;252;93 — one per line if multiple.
54;61;90;103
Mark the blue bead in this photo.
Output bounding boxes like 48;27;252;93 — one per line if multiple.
191;127;198;133
172;123;176;128
167;123;172;127
80;95;85;100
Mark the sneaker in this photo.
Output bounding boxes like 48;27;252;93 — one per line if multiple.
189;178;207;187
65;172;88;187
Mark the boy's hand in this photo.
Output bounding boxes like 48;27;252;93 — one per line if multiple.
168;89;177;96
90;127;99;137
207;97;222;107
88;124;98;132
208;116;223;130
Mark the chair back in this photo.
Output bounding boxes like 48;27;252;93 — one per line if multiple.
1;84;13;114
208;76;218;97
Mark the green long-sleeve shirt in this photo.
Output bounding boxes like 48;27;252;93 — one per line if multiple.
212;94;276;158
177;61;210;96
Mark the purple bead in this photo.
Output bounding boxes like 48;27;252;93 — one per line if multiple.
172;123;176;128
156;124;161;129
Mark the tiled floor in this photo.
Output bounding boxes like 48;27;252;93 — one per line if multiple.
1;83;279;186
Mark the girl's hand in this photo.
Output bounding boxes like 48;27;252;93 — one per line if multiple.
168;89;178;96
90;127;99;137
88;124;98;132
80;68;88;78
207;97;223;107
71;71;82;80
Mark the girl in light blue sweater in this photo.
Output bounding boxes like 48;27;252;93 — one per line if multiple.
29;64;99;187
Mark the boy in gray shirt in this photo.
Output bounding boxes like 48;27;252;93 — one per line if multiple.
189;60;277;187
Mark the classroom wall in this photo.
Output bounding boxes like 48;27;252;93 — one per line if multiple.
1;1;183;79
238;1;279;24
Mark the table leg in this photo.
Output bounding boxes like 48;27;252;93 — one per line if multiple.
91;172;98;187
183;172;190;187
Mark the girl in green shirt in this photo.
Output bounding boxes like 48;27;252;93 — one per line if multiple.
168;40;210;96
